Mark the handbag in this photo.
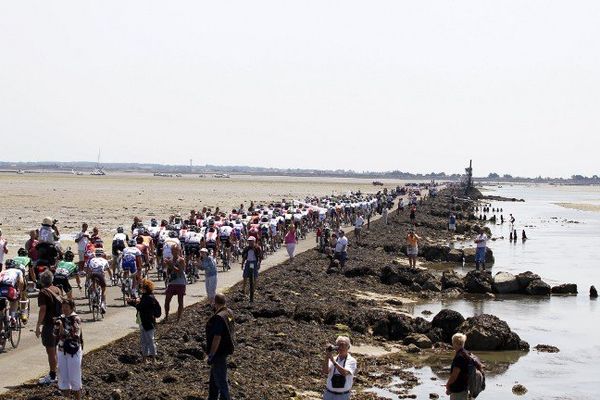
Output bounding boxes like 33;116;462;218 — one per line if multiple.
330;356;347;388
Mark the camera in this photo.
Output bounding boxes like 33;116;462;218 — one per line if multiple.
327;344;339;352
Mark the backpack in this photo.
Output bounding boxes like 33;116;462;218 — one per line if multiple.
62;315;84;356
152;296;162;319
465;351;486;398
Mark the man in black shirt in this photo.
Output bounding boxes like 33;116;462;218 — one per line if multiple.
205;293;235;400
446;333;469;399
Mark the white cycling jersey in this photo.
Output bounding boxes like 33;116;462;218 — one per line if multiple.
87;257;109;274
0;268;23;287
219;225;233;239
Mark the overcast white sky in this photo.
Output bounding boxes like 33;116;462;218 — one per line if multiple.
1;1;599;177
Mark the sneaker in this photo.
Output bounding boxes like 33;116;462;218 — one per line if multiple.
38;374;57;385
101;304;107;314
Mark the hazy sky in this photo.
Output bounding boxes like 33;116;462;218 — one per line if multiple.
1;1;599;177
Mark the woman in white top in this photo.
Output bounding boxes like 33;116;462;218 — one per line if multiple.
322;336;357;399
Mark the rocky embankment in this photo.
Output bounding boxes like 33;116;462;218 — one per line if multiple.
1;188;539;400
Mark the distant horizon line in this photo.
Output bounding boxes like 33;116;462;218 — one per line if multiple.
0;160;597;182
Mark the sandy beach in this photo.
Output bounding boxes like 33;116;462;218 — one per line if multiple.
0;173;408;255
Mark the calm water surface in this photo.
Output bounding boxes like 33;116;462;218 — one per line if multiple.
378;184;600;400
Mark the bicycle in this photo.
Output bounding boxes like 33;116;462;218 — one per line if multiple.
186;260;197;284
87;277;104;321
0;296;26;350
121;274;134;306
220;247;230;272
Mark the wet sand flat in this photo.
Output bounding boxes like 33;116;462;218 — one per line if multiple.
0;173;406;253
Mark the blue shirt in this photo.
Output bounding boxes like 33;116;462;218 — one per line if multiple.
203;256;217;277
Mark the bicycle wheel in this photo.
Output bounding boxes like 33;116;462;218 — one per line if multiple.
88;291;94;314
10;317;22;348
0;319;7;352
122;281;128;306
92;291;101;321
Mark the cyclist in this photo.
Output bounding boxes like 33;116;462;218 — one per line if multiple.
53;250;79;299
0;260;25;329
140;229;155;266
204;222;219;259
85;248;111;313
219;222;234;268
111;227;129;275
135;235;150;275
122;240;143;297
185;228;202;272
259;217;271;253
12;248;37;290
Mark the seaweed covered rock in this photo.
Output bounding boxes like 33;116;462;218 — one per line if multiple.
460;314;529;351
525;279;551;295
515;271;541;290
344;265;378;278
441;270;464;290
431;309;465;342
463;270;493;293
404;333;432;349
551;284;577;295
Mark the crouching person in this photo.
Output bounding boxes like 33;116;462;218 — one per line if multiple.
322;336;357;399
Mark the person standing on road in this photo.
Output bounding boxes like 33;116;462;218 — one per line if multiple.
55;298;83;400
201;248;218;306
0;229;8;268
206;293;235;400
284;225;297;260
36;270;61;385
25;229;39;268
74;223;89;274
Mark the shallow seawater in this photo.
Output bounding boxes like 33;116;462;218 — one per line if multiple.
408;184;600;400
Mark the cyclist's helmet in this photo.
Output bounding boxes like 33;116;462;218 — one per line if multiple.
4;259;15;269
64;250;75;262
138;227;146;235
150;218;158;227
95;248;105;257
127;239;137;247
117;226;124;233
209;220;215;227
168;231;178;238
17;247;28;257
